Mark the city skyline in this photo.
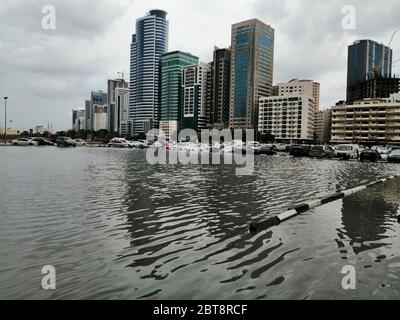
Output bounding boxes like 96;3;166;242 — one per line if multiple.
1;0;400;131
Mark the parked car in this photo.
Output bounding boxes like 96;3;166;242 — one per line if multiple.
56;137;77;147
254;145;277;155
74;138;87;146
359;149;381;162
374;147;390;161
137;140;150;149
388;149;400;163
334;144;360;160
289;145;311;157
108;138;130;148
309;145;336;158
31;137;54;146
275;143;290;152
11;138;38;146
247;141;260;148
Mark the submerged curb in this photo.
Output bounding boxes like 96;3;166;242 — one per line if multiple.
249;174;400;233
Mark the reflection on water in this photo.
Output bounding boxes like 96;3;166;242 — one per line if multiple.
339;182;400;255
0;147;400;299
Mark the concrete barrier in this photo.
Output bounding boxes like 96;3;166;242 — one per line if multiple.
249;174;400;233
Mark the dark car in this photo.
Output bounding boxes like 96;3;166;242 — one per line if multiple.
289;145;311;157
56;137;77;148
32;137;54;146
359;149;381;162
309;145;336;158
388;149;400;163
254;145;277;155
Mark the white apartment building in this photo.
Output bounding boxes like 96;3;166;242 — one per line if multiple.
258;94;315;141
114;87;129;135
274;79;320;113
331;93;400;144
182;62;211;132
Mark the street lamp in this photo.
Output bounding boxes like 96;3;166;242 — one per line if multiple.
4;97;8;144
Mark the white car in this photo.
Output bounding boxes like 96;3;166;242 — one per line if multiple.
247;141;260;148
74;138;87;146
11;138;38;146
108;138;130;148
334;144;360;160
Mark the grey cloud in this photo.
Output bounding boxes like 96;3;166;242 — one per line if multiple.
0;0;128;39
252;0;400;106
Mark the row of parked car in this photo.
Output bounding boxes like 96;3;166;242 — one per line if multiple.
10;136;154;148
285;143;400;163
10;137;87;147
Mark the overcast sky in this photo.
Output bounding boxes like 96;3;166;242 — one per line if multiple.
1;0;399;131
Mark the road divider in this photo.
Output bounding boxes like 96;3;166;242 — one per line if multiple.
248;174;400;233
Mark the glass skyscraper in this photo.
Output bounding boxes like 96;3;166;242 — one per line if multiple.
211;47;231;127
229;19;274;130
347;39;393;102
129;9;169;134
182;63;212;132
160;52;199;123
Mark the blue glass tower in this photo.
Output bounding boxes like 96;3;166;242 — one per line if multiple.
129;9;169;134
229;19;274;130
347;39;393;102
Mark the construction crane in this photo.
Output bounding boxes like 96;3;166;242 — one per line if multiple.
388;30;397;47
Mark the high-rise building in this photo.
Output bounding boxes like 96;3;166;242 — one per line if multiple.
229;19;274;130
115;87;130;135
347;39;394;102
90;91;108;132
258;93;314;142
274;79;320;113
129;9;169;134
182;63;212;132
314;109;332;144
159;51;198;139
210;47;231;128
107;78;129;133
347;77;399;102
72;109;86;131
331;93;400;144
85;100;91;131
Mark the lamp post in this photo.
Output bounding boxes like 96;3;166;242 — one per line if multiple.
4;97;8;144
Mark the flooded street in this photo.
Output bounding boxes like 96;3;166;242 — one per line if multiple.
1;147;400;299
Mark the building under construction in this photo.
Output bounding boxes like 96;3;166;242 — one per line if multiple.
347;76;400;102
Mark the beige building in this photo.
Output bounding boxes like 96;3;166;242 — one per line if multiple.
93;105;108;131
314;109;332;143
159;120;178;141
258;93;314;141
331;93;400;144
274;79;320;113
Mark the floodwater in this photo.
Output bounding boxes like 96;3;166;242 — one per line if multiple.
0;146;400;299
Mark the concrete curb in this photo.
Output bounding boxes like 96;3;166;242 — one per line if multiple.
248;174;400;233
